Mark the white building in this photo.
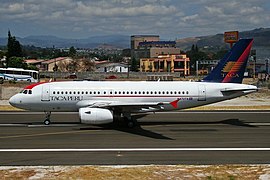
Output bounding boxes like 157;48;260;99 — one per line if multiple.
95;62;129;73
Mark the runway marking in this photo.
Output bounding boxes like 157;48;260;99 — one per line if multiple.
0;124;28;127
0;130;101;139
0;148;270;152
0;111;270;115
155;112;270;114
249;123;270;126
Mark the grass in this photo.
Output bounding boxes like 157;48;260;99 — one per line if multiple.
0;165;269;179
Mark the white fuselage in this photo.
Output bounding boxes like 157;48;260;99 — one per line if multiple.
9;81;257;113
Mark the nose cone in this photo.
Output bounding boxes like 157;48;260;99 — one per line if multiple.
9;94;21;108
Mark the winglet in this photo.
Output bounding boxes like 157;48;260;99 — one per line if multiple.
203;38;253;83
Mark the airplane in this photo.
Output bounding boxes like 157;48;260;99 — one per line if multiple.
9;38;257;127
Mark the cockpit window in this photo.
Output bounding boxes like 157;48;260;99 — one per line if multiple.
21;89;32;94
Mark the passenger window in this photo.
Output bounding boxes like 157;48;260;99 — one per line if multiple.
86;92;88;94
61;91;64;94
82;91;84;94
186;91;189;94
182;91;185;94
57;92;60;94
65;92;68;94
69;91;72;94
53;91;55;94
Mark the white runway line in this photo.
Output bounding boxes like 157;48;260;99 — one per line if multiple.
0;148;270;152
0;111;270;115
249;123;270;126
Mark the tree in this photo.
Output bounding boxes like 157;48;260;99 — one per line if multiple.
7;30;23;60
130;58;138;72
69;46;77;58
8;57;27;69
186;44;208;70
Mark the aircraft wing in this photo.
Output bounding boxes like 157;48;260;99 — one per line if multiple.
76;100;170;112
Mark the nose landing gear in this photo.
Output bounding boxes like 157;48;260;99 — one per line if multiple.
44;111;51;125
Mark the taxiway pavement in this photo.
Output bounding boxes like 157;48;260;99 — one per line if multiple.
0;111;270;165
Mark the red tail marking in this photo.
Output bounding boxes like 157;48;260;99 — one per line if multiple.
170;98;180;108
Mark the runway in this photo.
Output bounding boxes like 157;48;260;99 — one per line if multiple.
0;111;270;165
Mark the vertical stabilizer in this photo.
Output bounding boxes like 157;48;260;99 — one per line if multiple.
203;38;253;83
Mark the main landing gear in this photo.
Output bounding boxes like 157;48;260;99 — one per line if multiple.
44;111;51;125
123;113;137;128
113;111;137;128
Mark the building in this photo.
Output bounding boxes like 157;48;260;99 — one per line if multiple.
41;57;73;72
140;54;190;75
25;59;45;70
95;61;129;73
131;35;181;63
131;35;160;50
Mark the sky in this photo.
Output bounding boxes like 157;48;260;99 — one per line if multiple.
0;0;270;39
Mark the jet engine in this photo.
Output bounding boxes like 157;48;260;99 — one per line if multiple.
79;107;113;125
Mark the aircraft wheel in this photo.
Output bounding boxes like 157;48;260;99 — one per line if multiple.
127;121;135;128
124;116;137;128
44;119;50;125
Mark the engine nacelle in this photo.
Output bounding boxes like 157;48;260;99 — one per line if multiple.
79;108;113;125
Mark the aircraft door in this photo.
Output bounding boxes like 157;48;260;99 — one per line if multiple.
198;85;206;101
41;85;50;101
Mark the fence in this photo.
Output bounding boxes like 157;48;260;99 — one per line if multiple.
40;72;184;80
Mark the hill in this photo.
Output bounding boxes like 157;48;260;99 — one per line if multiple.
0;35;130;49
176;28;270;50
